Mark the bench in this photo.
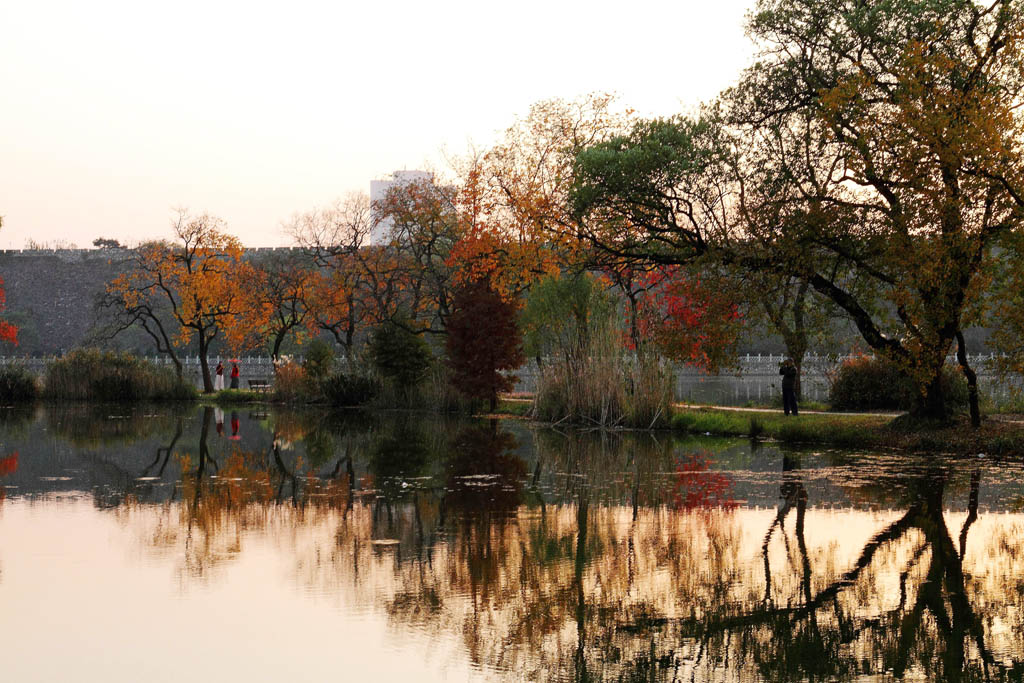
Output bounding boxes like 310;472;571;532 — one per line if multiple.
248;379;271;392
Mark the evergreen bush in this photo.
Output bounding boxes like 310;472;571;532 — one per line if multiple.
0;364;38;403
370;321;432;391
302;339;335;380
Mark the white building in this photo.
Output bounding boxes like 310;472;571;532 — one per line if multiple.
369;170;433;246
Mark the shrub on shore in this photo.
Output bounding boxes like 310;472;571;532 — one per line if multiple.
302;339;335;381
370;321;432;393
322;372;378;406
272;357;315;403
0;364;38;403
44;349;196;401
829;355;968;413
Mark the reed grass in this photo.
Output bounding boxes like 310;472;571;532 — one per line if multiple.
44;349;196;401
532;316;674;428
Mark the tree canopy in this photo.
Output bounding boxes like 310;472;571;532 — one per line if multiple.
571;0;1024;418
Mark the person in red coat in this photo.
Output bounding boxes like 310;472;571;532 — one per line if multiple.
230;363;240;389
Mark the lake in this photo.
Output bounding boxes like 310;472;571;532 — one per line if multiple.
0;404;1022;681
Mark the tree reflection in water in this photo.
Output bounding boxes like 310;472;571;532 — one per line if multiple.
93;411;1024;680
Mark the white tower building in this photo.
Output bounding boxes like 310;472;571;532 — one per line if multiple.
369;170;433;246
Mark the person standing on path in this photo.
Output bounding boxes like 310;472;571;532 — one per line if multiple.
780;358;799;416
230;362;240;389
215;361;225;391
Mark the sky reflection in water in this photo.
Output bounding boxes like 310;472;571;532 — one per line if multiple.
0;404;1022;682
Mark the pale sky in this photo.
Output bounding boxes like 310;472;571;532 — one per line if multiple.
0;0;756;249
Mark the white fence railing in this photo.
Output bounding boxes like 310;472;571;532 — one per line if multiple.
0;352;1007;373
0;355;280;387
0;352;1013;399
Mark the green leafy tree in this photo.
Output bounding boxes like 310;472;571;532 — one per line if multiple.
302;338;335;381
519;272;612;368
369;320;432;391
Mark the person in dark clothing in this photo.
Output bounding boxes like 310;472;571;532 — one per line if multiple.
230;363;240;389
780;358;799;416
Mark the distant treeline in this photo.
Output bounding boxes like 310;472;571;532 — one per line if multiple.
0;247;994;359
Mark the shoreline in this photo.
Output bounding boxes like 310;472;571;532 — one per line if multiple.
489;399;1024;457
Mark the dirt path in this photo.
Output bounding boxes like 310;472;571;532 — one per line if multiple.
671;403;902;418
503;395;900;419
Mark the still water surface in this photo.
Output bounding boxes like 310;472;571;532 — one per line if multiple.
0;405;1023;682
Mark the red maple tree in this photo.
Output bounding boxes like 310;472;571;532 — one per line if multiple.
445;278;525;412
626;266;741;372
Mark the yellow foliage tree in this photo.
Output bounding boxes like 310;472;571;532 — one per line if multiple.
109;211;261;392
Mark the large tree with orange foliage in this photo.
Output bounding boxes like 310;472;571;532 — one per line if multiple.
290;193;413;358
448;95;632;298
248;251;315;360
375;177;461;332
108;211;260;392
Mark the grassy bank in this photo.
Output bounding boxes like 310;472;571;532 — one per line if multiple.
204;389;265;404
492;398;1024;456
669;407;888;447
669;407;1024;455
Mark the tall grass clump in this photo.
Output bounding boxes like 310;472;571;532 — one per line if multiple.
420;363;477;413
0;364;39;403
44;349;196;401
322;372;379;407
271;356;315;403
532;315;673;428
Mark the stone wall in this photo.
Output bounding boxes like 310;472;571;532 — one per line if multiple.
0;248;303;356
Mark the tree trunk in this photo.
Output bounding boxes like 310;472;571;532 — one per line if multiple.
198;332;214;393
917;370;947;421
272;330;286;361
626;293;641;354
141;316;183;378
344;325;355;369
955;330;981;428
792;352;805;401
170;354;183;380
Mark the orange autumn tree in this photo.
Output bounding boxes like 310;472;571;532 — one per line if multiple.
374;177;461;333
291;193;413;357
247;251;315;360
447;160;553;299
448;95;633;297
109;211;261;392
572;1;1024;422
